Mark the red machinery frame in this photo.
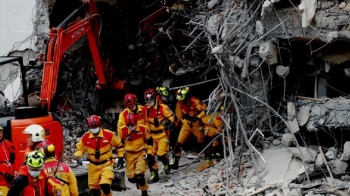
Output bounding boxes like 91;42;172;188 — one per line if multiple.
40;0;126;111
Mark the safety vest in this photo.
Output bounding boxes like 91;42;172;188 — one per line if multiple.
119;125;149;152
43;158;78;196
16;165;61;196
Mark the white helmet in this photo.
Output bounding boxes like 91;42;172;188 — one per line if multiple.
23;124;45;142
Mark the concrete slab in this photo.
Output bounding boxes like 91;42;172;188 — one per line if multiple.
251;148;304;187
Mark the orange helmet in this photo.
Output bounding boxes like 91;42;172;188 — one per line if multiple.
87;115;101;127
124;93;137;106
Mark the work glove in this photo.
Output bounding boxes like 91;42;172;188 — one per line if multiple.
116;157;125;169
76;157;83;165
146;154;155;167
182;114;190;120
162;119;171;130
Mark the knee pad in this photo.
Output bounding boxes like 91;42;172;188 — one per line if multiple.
135;174;146;186
158;155;168;163
100;184;111;195
173;142;182;154
128;177;137;183
89;189;101;196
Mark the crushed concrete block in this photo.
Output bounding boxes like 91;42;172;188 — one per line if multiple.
330;159;348;175
207;0;218;9
272;139;281;146
259;40;278;65
299;0;317;28
288;119;300;134
320;1;334;9
256;21;264;35
342;141;350;161
345;68;350;77
310;105;321;116
287;147;317;163
281;133;295;147
325;62;331;73
327;177;348;189
207;14;220;36
276;65;290;77
261;0;273;18
211;45;223;54
325;147;337;160
344;3;350;11
229;56;243;68
326;31;338;42
339;2;346;9
284;189;300;196
314;153;324;167
297;106;310;126
287;102;296;120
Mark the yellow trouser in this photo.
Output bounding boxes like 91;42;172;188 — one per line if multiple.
0;185;9;196
175;120;204;157
88;160;114;192
204;126;221;147
177;120;204;144
150;132;170;170
125;151;148;191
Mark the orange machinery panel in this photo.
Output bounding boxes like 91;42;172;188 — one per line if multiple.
10;113;64;168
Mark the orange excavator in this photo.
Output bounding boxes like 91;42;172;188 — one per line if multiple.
2;0;126;193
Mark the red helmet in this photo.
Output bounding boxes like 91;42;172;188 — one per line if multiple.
37;140;55;155
124;94;137;106
87;115;101;127
144;88;156;102
125;113;137;126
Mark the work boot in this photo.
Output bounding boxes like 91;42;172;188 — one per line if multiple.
169;157;179;170
141;190;149;196
148;170;159;184
163;163;170;174
205;156;212;162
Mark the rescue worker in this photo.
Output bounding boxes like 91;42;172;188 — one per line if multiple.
118;113;153;196
22;124;45;157
75;115;124;196
143;88;175;183
156;86;175;110
0;126;16;196
7;151;62;196
38;140;78;196
156;86;178;151
200;106;224;160
117;93;145;135
170;87;207;169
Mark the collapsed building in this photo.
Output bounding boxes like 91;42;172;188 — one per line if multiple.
1;0;350;195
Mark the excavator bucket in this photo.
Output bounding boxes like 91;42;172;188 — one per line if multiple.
111;170;126;191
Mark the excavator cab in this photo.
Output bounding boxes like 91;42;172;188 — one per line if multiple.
0;56;64;170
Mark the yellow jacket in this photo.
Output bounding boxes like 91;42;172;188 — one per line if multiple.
117;105;145;134
175;96;207;127
43;157;78;196
202;112;223;131
118;124;152;154
144;99;175;132
75;129;124;162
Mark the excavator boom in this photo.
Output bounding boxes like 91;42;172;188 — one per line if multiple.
40;0;126;111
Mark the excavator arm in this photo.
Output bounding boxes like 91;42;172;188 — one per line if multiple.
40;0;126;111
